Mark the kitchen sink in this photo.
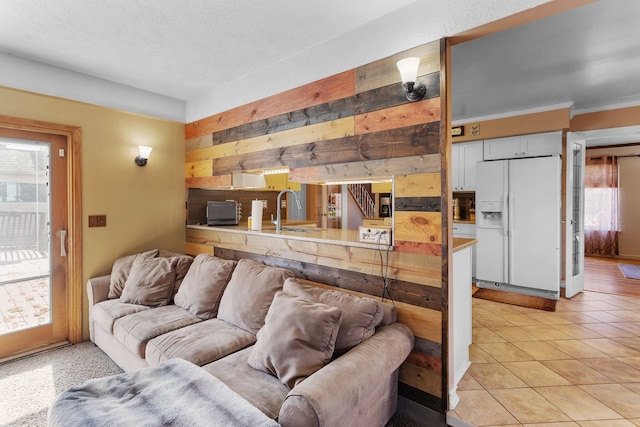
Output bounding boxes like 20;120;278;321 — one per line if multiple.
281;227;323;233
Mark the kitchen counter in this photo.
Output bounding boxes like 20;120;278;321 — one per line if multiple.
453;237;477;252
187;222;394;250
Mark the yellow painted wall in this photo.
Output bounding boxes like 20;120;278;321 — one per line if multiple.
0;87;186;340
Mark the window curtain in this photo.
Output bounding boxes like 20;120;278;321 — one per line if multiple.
584;155;619;256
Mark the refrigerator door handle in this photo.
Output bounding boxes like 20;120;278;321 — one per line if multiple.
503;192;509;282
508;192;515;283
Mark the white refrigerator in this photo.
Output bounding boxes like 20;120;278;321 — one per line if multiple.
475;156;561;299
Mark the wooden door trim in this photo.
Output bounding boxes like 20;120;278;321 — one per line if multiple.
0;114;83;343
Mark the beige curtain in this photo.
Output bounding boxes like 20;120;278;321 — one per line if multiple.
584;155;619;256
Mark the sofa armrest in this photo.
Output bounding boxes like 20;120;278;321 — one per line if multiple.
278;322;414;427
87;275;111;306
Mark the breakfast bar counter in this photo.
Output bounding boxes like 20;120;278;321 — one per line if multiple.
187;222;393;250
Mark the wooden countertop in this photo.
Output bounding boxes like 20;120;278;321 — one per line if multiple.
188;222;394;250
453;237;477;252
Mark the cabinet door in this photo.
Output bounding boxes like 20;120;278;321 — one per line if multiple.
520;131;562;157
483;136;521;160
460;141;483;190
452;144;461;190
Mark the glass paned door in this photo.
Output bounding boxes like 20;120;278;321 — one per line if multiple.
565;134;586;298
0;130;68;358
0;140;51;333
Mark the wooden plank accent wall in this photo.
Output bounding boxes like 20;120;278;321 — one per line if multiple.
185;39;448;414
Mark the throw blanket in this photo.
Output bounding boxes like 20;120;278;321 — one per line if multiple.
48;358;280;427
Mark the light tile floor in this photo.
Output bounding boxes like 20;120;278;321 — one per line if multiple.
449;290;640;426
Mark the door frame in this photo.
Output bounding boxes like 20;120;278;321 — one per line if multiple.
0;114;82;344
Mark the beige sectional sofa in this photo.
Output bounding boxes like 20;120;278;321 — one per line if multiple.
87;250;414;427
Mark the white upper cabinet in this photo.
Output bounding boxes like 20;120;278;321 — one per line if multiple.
453;141;483;191
483;131;562;160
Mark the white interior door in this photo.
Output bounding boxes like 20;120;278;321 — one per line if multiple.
565;134;586;298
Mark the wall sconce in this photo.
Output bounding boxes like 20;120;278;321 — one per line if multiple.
396;57;426;102
135;145;152;166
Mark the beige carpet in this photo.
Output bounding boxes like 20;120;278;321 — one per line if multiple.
0;342;421;427
0;342;123;427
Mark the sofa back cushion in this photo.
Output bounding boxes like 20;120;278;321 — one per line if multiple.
108;249;159;299
283;278;385;355
248;291;342;389
174;254;237;319
217;259;294;334
119;256;178;307
158;250;194;296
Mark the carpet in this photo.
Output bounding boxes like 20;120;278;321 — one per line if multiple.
472;287;557;311
0;342;416;427
618;263;640;279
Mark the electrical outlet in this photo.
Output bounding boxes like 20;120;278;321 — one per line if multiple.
358;226;391;244
260;199;268;209
89;215;107;227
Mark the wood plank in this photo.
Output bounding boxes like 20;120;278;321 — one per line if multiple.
406;350;442;374
186;227;442;286
212;123;440;175
394;173;441;197
355;97;441;135
185;70;356;139
395;197;442;213
356;42;440;93
185;134;213;152
394;241;443;256
185;242;214;256
394;211;442;244
399;362;443;399
187;74;440;147
289;154;440;183
185;117;354;162
185;175;232;189
185;160;213;178
214;248;443;311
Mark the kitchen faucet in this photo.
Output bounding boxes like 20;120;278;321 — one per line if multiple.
273;189;303;232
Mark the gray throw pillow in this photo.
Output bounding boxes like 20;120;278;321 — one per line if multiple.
108;249;159;299
217;259;294;334
248;291;342;389
174;254;237;319
119;256;178;307
283;278;384;355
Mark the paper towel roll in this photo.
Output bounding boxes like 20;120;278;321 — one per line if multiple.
251;200;263;231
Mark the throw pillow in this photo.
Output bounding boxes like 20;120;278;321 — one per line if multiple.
158;250;195;296
174;254;237;319
283;278;384;355
217;259;294;334
108;249;159;299
119;256;178;307
248;291;342;389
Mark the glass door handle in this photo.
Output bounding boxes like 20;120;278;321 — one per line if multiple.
60;229;67;257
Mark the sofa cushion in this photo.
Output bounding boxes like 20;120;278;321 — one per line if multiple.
217;259;294;334
145;318;256;367
248;291;342;389
108;249;159;299
113;305;202;358
203;347;289;420
174;254;237;319
91;299;151;333
119;257;178;307
158;250;194;296
283;278;384;355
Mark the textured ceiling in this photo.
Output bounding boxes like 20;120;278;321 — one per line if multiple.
0;0;554;121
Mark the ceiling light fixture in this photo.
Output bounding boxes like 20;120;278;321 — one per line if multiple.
396;57;426;102
135;145;152;166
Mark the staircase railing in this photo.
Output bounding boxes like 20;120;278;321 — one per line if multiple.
347;183;376;218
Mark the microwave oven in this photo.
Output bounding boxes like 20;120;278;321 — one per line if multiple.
207;200;239;226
